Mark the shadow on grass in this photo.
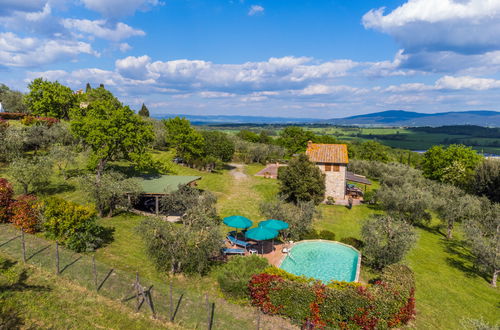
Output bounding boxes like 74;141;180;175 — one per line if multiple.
440;238;489;282
60;256;82;274
27;245;51;261
97;268;114;292
40;182;76;195
0;236;20;248
0;259;50;293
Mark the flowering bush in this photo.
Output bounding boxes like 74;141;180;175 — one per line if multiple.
249;264;416;329
9;195;41;233
21;115;59;127
0;178;14;223
42;197;113;252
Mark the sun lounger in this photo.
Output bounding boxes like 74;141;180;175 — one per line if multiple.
222;248;246;255
227;234;252;248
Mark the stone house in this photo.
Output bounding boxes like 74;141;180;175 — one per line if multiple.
305;141;348;200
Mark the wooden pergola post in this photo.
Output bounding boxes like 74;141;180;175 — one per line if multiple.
155;196;159;215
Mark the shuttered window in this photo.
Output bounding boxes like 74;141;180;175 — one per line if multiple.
325;164;332;171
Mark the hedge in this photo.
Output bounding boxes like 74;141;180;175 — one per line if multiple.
9;195;41;234
249;264;416;329
0;112;26;120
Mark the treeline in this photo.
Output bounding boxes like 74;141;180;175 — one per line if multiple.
412;125;500;138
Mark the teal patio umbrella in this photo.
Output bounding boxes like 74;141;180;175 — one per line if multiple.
223;215;253;230
259;219;289;231
245;227;279;254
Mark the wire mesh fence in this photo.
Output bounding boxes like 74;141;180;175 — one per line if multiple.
0;224;291;330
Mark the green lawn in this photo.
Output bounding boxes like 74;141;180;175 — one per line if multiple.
316;204;499;329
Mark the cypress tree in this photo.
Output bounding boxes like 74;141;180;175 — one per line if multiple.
138;103;150;117
85;82;92;93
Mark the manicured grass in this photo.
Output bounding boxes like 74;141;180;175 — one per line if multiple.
314;205;499;329
0;252;176;329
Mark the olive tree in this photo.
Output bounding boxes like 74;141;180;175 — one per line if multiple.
361;215;417;270
79;171;141;217
469;159;500;203
463;200;500;287
8;156;52;194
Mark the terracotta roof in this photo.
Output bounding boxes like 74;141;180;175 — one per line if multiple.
306;142;348;164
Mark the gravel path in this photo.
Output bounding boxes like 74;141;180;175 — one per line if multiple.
229;163;248;180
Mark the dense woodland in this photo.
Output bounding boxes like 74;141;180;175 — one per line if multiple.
0;79;498;329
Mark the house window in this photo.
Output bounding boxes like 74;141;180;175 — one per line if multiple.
325;164;332;171
332;165;340;172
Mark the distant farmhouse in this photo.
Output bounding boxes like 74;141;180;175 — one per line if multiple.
306;141;348;200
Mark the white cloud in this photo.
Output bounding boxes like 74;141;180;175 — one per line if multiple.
119;42;132;52
0;32;97;67
436;75;500;91
298;84;360;96
115;55;154;80
363;0;500;55
0;0;46;15
248;5;264;16
62;18;145;41
81;0;162;18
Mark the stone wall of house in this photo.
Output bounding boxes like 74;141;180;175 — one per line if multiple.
317;163;346;200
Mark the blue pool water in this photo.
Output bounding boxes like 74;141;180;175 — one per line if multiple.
279;241;360;283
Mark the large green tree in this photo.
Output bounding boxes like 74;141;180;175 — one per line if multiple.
278;153;325;204
361;215;417;270
277;126;315;156
70;87;154;180
201;130;235;162
24;78;76;119
421;144;482;187
164;116;204;161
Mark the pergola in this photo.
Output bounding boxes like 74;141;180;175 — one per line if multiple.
132;175;201;215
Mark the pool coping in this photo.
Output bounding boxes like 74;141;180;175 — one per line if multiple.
277;239;362;283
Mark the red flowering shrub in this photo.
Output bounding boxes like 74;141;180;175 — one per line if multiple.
0;178;13;223
9;195;41;233
20;115;59;127
249;265;416;329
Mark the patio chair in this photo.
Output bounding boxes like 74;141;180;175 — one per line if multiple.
227;234;252;249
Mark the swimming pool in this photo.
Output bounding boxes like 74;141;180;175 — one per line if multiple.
279;240;360;283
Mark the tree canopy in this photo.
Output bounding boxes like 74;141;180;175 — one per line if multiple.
24;78;76;119
277;126;315;156
421;144;482;187
164;116;204;161
469;159;500;203
277;153;325;204
138;103;150;117
70;87;154;179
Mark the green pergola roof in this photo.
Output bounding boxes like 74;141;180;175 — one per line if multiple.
137;175;201;194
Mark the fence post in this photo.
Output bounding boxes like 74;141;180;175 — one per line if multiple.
92;255;98;290
55;241;60;275
21;229;26;263
169;282;173;321
206;293;212;330
147;287;156;319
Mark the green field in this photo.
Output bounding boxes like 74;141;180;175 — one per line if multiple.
203;125;500;154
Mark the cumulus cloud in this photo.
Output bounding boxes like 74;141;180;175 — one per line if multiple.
0;32;97;67
0;0;46;15
61;19;145;41
113;55;358;92
248;5;264;16
363;0;500;55
81;0;162;18
436;75;500;91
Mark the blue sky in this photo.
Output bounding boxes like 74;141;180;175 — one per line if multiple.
1;0;500;118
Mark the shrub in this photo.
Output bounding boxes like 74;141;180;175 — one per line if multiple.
0;112;26;120
249;264;416;329
216;255;269;300
21;115;59;127
9;195;40;233
42;197;112;252
0;178;13;223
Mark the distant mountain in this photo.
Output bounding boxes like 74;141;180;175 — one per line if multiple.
153;114;321;124
326;110;500;127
